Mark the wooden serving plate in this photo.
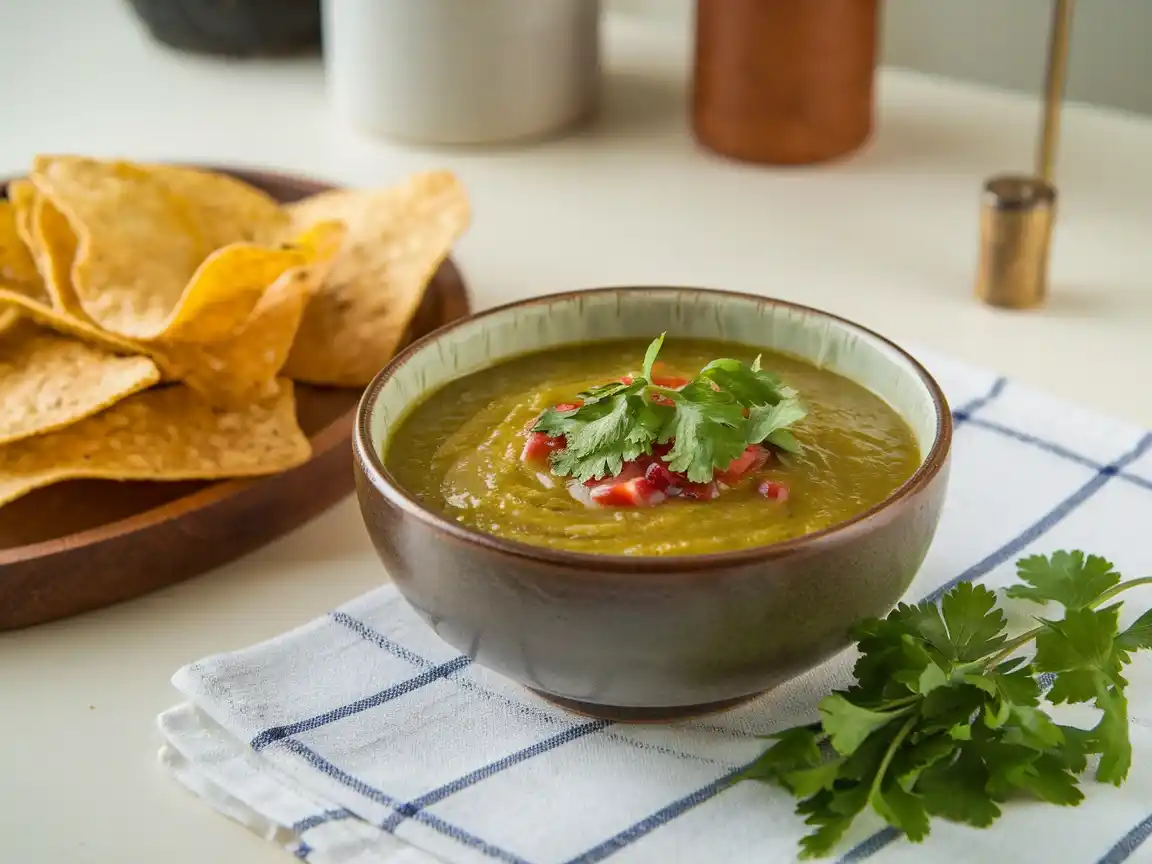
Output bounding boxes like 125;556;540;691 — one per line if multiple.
0;167;470;631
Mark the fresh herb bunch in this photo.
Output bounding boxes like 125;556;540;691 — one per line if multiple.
531;333;807;483
740;551;1152;859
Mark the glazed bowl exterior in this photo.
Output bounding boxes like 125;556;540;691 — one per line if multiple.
353;287;951;718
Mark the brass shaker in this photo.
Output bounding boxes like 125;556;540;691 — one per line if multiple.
975;0;1074;309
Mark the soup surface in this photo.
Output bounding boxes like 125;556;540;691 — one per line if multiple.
385;339;920;555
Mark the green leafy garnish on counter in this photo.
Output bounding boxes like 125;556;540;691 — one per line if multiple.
740;550;1152;859
532;333;807;483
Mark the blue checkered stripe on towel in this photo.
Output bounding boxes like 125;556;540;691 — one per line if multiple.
185;355;1152;864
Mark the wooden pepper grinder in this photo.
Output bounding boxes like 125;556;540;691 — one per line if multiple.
691;0;881;165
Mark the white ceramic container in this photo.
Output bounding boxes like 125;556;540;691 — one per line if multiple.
321;0;602;145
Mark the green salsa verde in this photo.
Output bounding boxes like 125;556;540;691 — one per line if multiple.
385;339;921;556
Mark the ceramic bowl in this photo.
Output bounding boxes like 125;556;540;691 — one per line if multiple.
353;287;951;721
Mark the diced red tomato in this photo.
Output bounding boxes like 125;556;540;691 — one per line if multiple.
583;460;645;487
590;477;666;508
643;460;679;493
521;432;566;463
758;480;789;502
715;445;771;485
680;480;720;501
651;374;690;389
620;375;634;385
650;393;675;407
554;401;582;412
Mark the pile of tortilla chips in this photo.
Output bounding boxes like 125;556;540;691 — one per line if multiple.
0;155;470;509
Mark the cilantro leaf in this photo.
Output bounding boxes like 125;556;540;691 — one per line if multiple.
782;760;845;798
766;428;802;454
1001;705;1064;750
732;549;1152;859
939;582;1009;662
994;751;1084;806
1116;608;1152;654
1006;551;1121;610
868;584;1006;669
699;357;789;406
746;398;808;447
817;694;908;755
532;336;808;482
1092;682;1131;784
873;782;932;842
740;727;823;783
890;735;958;785
640;332;665;382
545;385;668;482
798;785;870;859
659;381;748;483
917;747;1002;827
1033;606;1124;684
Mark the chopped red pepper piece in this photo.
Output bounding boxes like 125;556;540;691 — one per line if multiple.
715;445;771;485
583;460;645;488
643;460;679;492
590;477;667;507
521;432;566;464
680;480;720;501
758;479;789;502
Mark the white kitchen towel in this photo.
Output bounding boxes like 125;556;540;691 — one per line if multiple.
158;349;1152;864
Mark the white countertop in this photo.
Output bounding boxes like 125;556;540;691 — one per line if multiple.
3;2;1152;862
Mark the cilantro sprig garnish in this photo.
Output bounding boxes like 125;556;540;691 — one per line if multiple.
741;550;1152;859
531;334;807;483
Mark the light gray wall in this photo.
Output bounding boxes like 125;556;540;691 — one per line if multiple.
610;0;1152;117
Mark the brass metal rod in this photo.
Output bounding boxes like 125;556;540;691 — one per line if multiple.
1037;0;1075;182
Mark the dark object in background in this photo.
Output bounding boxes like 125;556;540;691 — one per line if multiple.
125;0;321;57
692;0;880;165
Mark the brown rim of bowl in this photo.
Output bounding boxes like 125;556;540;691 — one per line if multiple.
354;286;953;573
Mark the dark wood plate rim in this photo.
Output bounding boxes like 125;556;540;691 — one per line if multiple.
0;164;461;569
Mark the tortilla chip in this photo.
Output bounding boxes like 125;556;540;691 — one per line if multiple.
157;220;346;406
0;197;42;290
0;285;148;357
0;219;344;407
32;191;90;318
282;170;470;386
156;219;343;345
31;156;337;349
9;179;71;311
0;321;160;446
0;194;53;335
0;379;311;508
30;155;206;337
141;163;289;248
7;180;37;249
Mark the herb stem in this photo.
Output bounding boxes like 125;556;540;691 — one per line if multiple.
868;716;917;803
1091;576;1152;607
981;575;1152;670
983;627;1044;669
876;695;921;711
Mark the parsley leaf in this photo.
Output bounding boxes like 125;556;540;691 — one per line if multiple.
542;381;670;482
659;380;748;483
746;398;808;449
818;694;909;755
739;548;1152;858
1116;608;1152;654
533;335;808;483
1007;551;1121;610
